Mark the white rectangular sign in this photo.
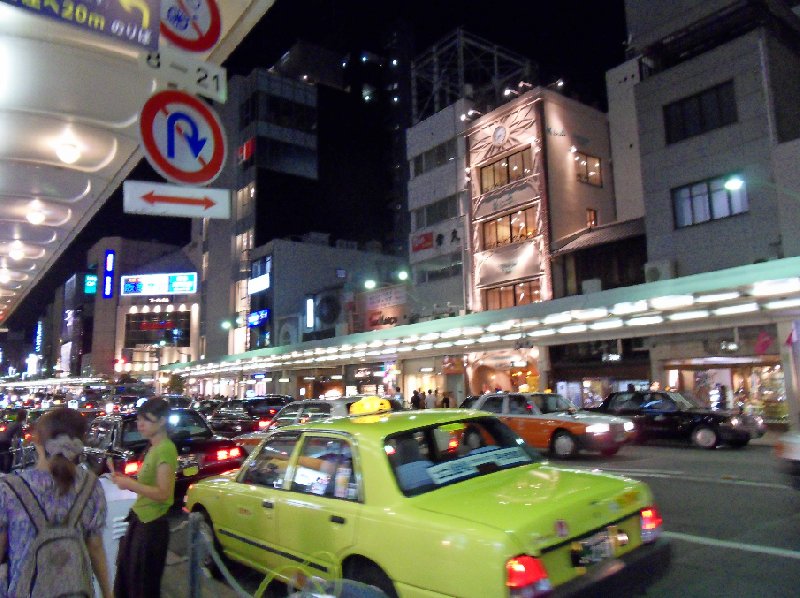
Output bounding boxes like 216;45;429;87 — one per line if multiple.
124;181;230;219
141;47;227;103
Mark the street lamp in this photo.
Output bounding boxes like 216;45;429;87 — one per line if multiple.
364;279;376;289
397;271;409;281
724;176;745;191
221;320;232;330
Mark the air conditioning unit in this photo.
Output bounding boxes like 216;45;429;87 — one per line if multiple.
316;291;343;326
581;278;602;294
644;260;675;283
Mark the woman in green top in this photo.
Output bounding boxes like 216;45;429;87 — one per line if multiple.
110;397;178;598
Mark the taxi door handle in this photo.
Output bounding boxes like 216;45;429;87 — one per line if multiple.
330;515;345;524
262;499;274;509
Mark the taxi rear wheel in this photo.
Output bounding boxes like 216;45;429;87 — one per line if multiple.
691;425;718;449
550;431;578;458
344;558;398;598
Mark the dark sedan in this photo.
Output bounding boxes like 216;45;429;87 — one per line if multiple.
590;390;766;449
207;395;292;438
82;408;244;497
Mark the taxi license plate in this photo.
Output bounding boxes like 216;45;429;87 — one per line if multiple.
181;465;199;477
571;530;613;567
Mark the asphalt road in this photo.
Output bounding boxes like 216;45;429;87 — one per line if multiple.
167;440;800;597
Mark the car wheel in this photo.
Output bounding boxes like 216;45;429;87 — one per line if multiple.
195;509;225;580
600;447;619;457
551;430;578;458
344;558;398;598
691;425;718;449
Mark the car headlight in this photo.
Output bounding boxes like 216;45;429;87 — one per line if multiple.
586;423;610;434
623;421;635;432
729;417;741;427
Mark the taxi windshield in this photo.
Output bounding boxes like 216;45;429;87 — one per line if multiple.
386;417;540;496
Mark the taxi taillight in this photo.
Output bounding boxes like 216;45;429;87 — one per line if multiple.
213;447;242;462
640;506;663;543
258;419;270;429
124;461;141;476
505;556;552;596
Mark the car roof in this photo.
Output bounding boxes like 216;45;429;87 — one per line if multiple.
276;409;482;438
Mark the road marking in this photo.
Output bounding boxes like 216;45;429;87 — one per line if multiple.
569;466;793;490
664;531;800;560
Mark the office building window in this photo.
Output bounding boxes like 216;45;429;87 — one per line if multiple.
664;81;737;144
483;279;541;310
413;194;459;230
672;174;748;228
573;151;602;187
415;253;463;284
479;147;533;194
411;139;457;177
482;206;538;249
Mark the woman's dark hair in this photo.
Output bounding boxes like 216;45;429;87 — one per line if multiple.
35;408;87;495
138;397;170;419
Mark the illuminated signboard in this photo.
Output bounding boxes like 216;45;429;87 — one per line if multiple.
247;309;270;327
120;272;198;296
103;250;115;299
84;274;98;295
34;321;43;354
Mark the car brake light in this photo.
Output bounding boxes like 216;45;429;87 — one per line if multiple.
269;408;277;415
448;437;459;451
640;506;663;543
506;556;552;596
0;425;6;432
215;447;242;461
258;419;269;429
124;461;141;475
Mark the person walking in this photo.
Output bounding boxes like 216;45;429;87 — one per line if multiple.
410;390;421;409
0;408;112;598
111;397;178;598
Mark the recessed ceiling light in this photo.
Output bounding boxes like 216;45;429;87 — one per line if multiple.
0;270;9;284
8;243;24;260
56;142;81;164
26;210;45;225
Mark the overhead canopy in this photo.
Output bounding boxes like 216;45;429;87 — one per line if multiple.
0;0;276;326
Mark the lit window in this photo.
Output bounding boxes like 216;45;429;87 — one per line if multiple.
573;150;602;187
672;174;748;228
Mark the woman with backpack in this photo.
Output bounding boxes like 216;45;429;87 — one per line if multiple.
110;397;178;598
0;407;112;597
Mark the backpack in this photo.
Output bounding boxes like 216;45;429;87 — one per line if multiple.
3;470;97;598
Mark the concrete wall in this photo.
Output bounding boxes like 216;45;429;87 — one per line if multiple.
543;94;616;243
636;31;781;275
606;59;645;221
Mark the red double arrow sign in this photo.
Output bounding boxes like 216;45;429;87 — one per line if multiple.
142;191;215;210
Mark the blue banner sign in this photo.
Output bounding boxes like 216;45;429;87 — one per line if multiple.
1;0;160;51
121;272;198;296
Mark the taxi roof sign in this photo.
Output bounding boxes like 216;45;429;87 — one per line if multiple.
349;396;392;417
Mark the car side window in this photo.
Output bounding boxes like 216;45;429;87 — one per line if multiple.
508;395;528;415
290;436;358;501
481;396;504;414
300;405;332;422
273;406;302;427
241;433;299;489
609;393;640;411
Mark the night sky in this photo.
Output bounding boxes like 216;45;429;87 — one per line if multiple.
5;0;627;337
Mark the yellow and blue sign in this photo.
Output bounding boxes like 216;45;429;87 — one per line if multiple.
1;0;160;51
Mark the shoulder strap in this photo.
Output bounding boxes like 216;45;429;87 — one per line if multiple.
3;475;47;532
66;470;97;528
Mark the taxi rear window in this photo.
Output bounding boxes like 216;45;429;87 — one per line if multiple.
385;417;539;496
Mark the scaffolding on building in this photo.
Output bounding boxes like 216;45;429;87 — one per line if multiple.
411;29;537;125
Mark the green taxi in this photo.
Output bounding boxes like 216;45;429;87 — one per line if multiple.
185;407;670;597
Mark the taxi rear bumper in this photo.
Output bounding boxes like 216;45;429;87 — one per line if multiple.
553;537;672;597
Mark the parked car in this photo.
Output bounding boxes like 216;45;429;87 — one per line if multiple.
775;431;800;489
83;408;244;497
186;407;670;597
590;390;766;449
207;395;293;438
462;392;634;457
233;395;405;454
0;408;31;472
